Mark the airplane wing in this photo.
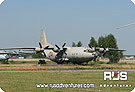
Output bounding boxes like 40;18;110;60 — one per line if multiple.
0;47;36;50
0;46;54;51
0;47;36;55
0;52;32;55
0;52;18;55
0;46;54;54
109;48;126;51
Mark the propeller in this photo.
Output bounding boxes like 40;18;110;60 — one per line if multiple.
39;42;42;48
55;44;60;50
35;42;47;57
88;44;113;57
98;45;110;56
62;43;66;48
99;45;125;57
55;43;67;59
88;44;92;49
88;44;98;51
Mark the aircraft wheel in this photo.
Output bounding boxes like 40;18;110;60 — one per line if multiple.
73;62;76;65
38;60;46;64
57;61;64;64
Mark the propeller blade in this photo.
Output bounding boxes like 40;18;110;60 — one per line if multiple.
63;51;67;55
56;50;63;58
109;52;112;56
95;45;98;51
39;42;42;48
63;48;67;55
103;52;108;56
62;43;66;48
43;52;46;57
44;46;54;50
44;46;49;49
88;44;92;49
101;45;105;50
55;44;60;50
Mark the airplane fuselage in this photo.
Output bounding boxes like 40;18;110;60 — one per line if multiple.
43;47;95;64
0;54;8;60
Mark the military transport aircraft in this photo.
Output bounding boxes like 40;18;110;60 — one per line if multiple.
0;51;31;61
0;30;126;64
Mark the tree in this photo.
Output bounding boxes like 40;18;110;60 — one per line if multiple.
89;37;98;47
97;34;123;63
32;53;44;58
77;41;83;47
72;41;83;47
98;36;105;47
104;34;123;63
72;42;76;47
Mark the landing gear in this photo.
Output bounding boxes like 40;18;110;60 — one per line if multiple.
57;60;64;64
1;59;9;64
84;61;89;66
38;60;46;64
57;60;70;64
72;62;82;65
93;57;97;61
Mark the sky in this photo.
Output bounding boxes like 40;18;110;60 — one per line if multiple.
0;0;135;55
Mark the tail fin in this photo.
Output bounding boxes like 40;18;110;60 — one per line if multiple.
40;29;53;47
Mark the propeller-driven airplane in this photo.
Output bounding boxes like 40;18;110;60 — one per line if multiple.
0;51;10;60
0;30;126;64
0;51;32;61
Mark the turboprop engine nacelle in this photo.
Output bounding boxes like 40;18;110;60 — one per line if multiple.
98;48;109;53
35;47;41;52
53;47;59;52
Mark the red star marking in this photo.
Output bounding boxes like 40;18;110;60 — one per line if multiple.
114;73;117;77
48;52;53;58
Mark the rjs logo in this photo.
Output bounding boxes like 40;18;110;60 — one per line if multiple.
104;71;127;80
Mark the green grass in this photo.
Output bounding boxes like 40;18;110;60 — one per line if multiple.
8;61;39;64
4;60;135;65
0;71;134;92
1;60;135;72
1;61;135;71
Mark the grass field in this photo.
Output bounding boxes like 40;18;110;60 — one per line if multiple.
1;61;135;71
0;60;135;92
0;71;134;92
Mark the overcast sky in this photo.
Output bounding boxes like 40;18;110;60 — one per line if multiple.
0;0;135;55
